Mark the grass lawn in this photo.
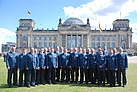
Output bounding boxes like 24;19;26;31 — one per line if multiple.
0;57;137;92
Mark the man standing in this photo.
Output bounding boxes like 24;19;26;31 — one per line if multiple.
69;47;79;83
25;47;39;87
47;48;58;84
36;48;46;85
78;48;89;84
106;49;117;87
117;47;128;87
6;47;18;88
60;48;70;83
88;48;97;84
18;48;27;87
96;50;106;86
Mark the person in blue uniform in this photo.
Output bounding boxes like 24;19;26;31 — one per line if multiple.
69;47;79;83
55;46;62;82
113;47;119;85
18;48;27;87
25;47;39;87
44;47;49;83
106;49;117;87
46;48;58;84
60;48;70;83
96;46;102;56
36;48;46;85
96;50;106;86
6;47;18;88
117;47;128;87
88;48;97;84
56;46;63;82
78;48;89;84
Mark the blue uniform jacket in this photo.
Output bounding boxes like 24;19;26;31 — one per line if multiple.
18;53;26;70
78;53;89;69
46;53;58;68
69;52;79;68
54;51;62;67
6;51;18;68
96;55;106;71
60;53;70;68
38;53;46;69
88;53;96;69
116;53;128;69
106;54;117;70
25;52;39;69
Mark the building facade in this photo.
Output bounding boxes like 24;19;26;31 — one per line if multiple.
16;18;133;53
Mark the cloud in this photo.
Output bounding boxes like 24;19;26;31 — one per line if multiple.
63;0;137;42
0;28;16;52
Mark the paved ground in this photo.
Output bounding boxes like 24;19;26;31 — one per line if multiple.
127;56;137;63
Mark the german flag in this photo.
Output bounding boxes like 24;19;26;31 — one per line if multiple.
99;23;102;33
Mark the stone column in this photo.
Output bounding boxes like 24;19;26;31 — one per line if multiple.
76;35;78;47
65;34;67;47
70;35;72;48
81;34;83;47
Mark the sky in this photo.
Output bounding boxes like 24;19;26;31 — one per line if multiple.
0;0;137;52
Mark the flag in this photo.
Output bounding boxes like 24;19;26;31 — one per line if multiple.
99;23;102;33
52;40;55;43
28;11;31;15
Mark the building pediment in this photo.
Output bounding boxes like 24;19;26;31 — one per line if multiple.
64;25;87;31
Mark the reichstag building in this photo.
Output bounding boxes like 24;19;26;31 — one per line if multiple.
16;17;133;53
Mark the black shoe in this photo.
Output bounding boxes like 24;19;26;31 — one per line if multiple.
8;85;12;88
18;85;22;87
118;84;121;86
75;81;78;84
42;83;45;85
123;85;126;87
26;85;30;88
13;83;17;86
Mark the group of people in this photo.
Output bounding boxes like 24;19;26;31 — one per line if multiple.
5;45;128;88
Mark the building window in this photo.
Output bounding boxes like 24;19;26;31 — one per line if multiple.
121;36;126;41
34;37;36;40
67;35;71;48
23;36;28;40
122;43;125;49
39;37;42;40
112;42;115;48
97;37;100;41
107;37;110;41
96;42;100;47
34;42;37;48
91;37;95;41
23;43;27;47
54;37;57;40
102;37;105;41
39;42;42;48
49;42;52;47
44;37;46;40
44;42;47;47
78;35;82;47
49;37;52;41
107;42;110;48
91;42;95;48
101;42;105;47
72;35;76;47
112;37;115;41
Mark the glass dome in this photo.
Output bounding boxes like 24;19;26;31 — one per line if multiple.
63;17;84;25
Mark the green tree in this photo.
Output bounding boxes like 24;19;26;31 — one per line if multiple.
134;45;137;51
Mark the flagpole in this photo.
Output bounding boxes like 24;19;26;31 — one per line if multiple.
99;31;101;46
